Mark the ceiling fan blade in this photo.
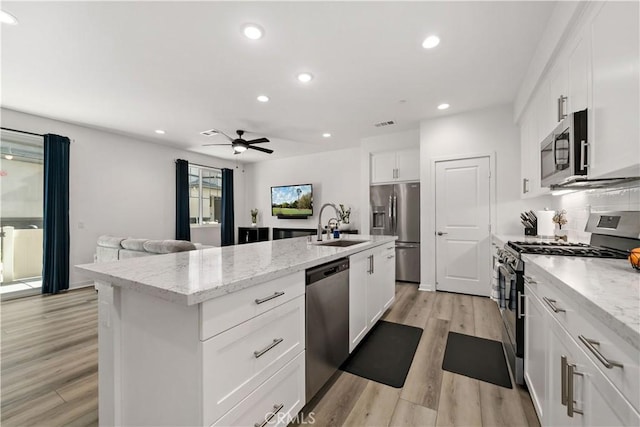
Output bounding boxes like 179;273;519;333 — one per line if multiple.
246;137;269;144
202;143;231;146
248;145;274;154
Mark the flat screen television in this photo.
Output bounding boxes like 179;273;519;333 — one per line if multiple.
271;184;313;217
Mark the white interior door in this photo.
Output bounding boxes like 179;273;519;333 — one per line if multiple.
435;157;491;296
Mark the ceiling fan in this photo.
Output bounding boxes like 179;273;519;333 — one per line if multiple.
202;129;273;154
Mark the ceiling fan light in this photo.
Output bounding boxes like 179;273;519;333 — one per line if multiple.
233;145;248;153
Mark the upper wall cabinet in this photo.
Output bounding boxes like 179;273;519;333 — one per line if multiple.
370;148;419;184
589;0;640;179
518;0;639;192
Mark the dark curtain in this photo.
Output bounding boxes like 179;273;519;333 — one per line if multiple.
42;134;70;294
221;168;235;246
175;159;191;241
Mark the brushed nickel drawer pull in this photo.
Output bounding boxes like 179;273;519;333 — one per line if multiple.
254;403;284;427
255;291;285;305
254;338;283;358
567;362;583;417
578;335;624;369
523;275;536;284
542;296;566;313
387;255;395;259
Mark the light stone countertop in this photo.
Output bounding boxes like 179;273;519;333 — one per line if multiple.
523;254;640;351
76;234;397;306
492;233;639;351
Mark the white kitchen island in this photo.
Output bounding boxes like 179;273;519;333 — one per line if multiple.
76;234;397;427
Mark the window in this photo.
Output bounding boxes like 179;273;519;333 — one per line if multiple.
189;165;222;225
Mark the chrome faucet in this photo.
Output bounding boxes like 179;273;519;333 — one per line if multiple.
317;203;341;241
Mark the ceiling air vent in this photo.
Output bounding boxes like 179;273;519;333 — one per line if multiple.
374;120;395;128
200;129;219;137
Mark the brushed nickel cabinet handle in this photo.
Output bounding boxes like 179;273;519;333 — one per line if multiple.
578;335;624;369
542;296;566;313
255;291;285;305
561;355;568;406
523;275;536;284
567;362;583;417
254;338;283;358
387;255;395;259
254;403;284;427
523;178;529;193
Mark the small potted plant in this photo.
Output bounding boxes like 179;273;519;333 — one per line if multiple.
250;208;258;226
338;204;351;230
553;209;568;241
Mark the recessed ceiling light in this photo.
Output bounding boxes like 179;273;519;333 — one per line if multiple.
422;35;440;49
322;133;331;138
4;154;14;160
242;24;264;40
257;95;269;103
0;10;18;25
437;103;450;110
297;72;314;83
155;129;166;135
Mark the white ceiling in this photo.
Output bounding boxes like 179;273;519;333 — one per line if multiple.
1;1;555;162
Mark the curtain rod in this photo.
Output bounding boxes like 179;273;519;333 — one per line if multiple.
1;127;44;137
175;160;227;170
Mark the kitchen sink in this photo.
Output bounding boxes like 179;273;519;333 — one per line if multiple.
317;240;368;247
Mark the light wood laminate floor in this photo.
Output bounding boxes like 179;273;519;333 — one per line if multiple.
0;284;539;427
297;283;540;427
1;288;98;427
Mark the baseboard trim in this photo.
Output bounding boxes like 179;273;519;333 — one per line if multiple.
418;283;436;292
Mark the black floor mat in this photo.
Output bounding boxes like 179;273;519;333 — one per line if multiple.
442;332;512;388
340;321;423;388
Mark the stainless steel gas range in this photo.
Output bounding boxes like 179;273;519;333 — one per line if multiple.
498;210;640;386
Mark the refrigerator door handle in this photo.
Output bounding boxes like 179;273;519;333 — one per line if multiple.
393;195;398;234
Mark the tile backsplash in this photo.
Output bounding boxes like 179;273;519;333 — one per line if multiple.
528;184;640;242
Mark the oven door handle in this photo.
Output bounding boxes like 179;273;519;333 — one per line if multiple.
517;291;525;319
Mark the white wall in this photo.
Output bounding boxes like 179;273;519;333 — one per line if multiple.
1;108;247;288
419;104;524;290
359;129;420;235
244;147;361;235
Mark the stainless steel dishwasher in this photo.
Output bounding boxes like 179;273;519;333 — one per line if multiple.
305;257;349;402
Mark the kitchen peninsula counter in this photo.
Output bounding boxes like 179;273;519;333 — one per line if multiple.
76;234;396;305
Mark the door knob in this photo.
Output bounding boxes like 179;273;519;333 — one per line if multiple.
437;231;448;236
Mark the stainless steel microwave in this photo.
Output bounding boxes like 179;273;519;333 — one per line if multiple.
540;109;588;187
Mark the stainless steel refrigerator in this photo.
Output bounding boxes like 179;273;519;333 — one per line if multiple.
370;182;420;283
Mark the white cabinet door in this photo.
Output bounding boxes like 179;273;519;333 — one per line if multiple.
568;33;590;114
371;152;397;184
549;59;569;126
589;0;640;179
547;319;583;427
524;284;549;424
349;250;370;352
367;252;383;327
379;247;396;311
396;149;420;182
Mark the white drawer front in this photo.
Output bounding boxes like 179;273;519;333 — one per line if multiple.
212;351;305;427
202;296;305;426
200;271;304;340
